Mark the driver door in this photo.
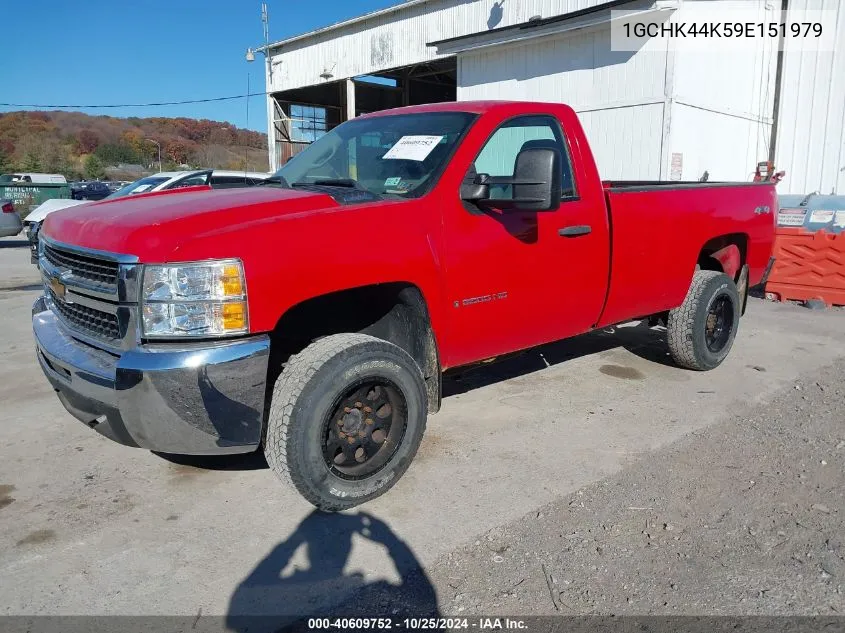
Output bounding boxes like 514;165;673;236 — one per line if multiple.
442;115;608;367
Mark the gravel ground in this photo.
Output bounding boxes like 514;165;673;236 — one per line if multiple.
427;358;845;617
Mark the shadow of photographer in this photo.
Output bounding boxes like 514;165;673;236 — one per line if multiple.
227;509;439;632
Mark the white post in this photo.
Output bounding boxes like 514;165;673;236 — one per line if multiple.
345;78;356;121
266;93;277;173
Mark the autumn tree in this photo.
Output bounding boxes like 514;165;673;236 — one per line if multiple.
0;140;14;161
45;150;69;175
227;157;247;171
83;154;106;180
95;143;140;165
76;129;99;154
121;129;148;159
21;151;41;172
0;110;268;176
165;139;191;164
0;145;10;174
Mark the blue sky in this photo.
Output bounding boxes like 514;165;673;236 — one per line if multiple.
1;0;402;131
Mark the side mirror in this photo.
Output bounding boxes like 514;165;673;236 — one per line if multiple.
511;147;561;211
461;172;490;202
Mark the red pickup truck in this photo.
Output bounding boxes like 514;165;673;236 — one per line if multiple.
33;101;776;510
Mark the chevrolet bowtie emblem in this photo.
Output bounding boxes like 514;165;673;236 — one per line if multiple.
49;276;66;301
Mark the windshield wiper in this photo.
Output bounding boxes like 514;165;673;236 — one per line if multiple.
257;176;289;188
291;179;383;202
292;179;359;188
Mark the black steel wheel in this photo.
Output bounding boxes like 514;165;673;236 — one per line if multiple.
668;270;741;371
264;333;428;511
704;294;735;353
323;380;407;480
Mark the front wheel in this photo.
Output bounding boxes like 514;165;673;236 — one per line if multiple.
667;270;741;371
264;333;428;511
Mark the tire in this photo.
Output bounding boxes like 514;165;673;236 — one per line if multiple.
264;333;427;511
667;270;741;371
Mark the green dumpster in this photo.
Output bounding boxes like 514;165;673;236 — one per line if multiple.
0;178;71;220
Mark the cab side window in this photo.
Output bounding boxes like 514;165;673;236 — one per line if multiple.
471;116;576;201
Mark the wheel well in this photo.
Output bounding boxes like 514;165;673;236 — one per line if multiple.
697;233;747;282
266;283;441;414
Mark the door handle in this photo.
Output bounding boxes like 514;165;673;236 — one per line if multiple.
558;225;592;237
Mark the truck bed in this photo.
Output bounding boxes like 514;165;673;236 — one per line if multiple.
595;181;778;328
603;180;774;191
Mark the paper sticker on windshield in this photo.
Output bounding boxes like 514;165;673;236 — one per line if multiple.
835;211;845;228
382;135;443;161
131;184;153;194
384;176;402;187
777;208;806;227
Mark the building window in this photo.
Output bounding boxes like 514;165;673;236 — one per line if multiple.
290;104;327;143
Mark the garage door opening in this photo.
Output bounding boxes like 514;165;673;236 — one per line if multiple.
269;57;456;167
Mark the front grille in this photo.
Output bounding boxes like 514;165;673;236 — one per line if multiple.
43;243;119;289
49;290;120;341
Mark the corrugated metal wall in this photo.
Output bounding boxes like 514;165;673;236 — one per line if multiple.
458;24;669;179
667;0;777;182
267;0;611;92
459;0;782;181
668;104;770;182
774;0;845;194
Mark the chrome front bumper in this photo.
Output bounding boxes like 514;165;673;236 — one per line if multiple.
33;296;270;455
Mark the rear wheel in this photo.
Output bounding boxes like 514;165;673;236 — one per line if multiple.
264;333;427;511
667;270;741;371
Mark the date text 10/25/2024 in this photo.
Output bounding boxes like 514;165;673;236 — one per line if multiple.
307;618;528;630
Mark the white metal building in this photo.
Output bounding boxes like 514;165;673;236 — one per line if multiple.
257;0;844;194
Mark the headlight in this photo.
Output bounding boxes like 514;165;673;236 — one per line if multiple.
141;260;248;338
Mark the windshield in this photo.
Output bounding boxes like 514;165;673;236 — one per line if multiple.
107;176;171;199
272;112;476;198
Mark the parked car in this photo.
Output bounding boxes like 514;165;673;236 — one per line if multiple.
25;170;272;261
106;170;214;198
32;101;778;510
208;170;273;189
0;198;23;237
24;169;270;264
24;199;89;263
0;173;67;184
105;170;272;196
72;181;112;201
106;181;128;193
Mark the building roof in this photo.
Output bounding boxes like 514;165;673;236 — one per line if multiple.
428;0;631;48
358;100;575;118
258;0;434;53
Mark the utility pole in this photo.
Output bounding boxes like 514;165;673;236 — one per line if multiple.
146;138;161;173
246;3;277;171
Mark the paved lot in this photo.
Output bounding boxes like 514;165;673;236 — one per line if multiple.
425;358;845;618
1;234;844;624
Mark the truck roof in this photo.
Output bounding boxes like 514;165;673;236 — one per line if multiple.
359;100;575;118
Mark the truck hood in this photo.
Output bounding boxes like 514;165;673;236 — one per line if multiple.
41;187;339;261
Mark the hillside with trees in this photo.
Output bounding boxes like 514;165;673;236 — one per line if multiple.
0;111;269;180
